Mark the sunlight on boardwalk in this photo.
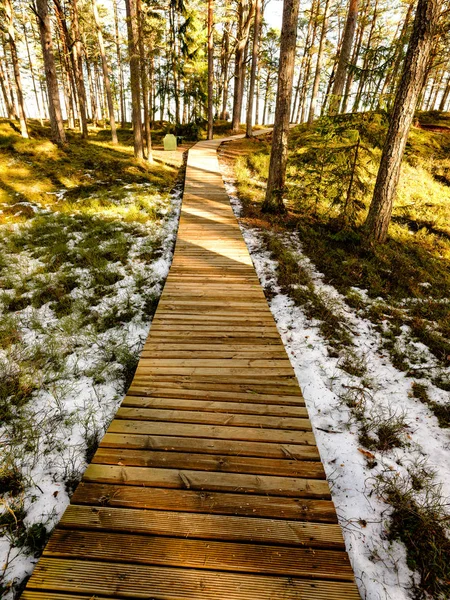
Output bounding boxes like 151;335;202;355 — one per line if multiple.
22;138;360;599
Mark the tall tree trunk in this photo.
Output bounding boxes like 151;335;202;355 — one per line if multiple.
92;0;118;143
308;0;330;123
207;0;214;139
5;0;28;137
125;0;144;159
138;0;152;160
342;0;369;112
299;0;320;123
382;0;415;107
246;0;261;136
71;0;89;138
329;0;360;114
22;19;44;125
35;0;67;146
232;0;255;133
352;0;379;112
263;0;300;212
364;0;443;245
255;61;260;124
113;0;126;127
0;52;15;119
220;17;231;119
53;0;80;127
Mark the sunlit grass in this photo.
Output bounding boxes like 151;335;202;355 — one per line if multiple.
221;111;450;371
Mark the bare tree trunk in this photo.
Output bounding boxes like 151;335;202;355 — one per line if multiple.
138;0;152;161
232;0;255;133
92;0;118;143
5;0;28;137
207;0;214;139
125;0;144;159
365;0;443;245
0;49;16;119
308;0;330;123
35;0;67;147
352;0;379;112
382;0;415;107
255;61;260;125
329;0;359;114
246;0;261;136
342;0;369;112
22;20;44;125
220;17;231;119
113;0;126;127
70;0;89;138
263;0;300;213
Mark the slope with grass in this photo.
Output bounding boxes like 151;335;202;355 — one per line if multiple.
0;120;186;598
219;113;450;600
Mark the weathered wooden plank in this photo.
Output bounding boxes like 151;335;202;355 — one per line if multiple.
106;419;317;445
59;505;342;547
71;483;337;522
25;559;360;599
115;407;312;430
99;433;320;460
120;396;307;416
92;448;326;478
82;464;330;498
45;530;354;580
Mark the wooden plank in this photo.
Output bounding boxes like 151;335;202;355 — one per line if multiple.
92;448;326;478
106;419;317;445
82;464;331;498
71;483;337;522
120;396;308;416
99;433;320;460
45;530;354;580
115;407;312;430
59;505;342;547
26;559;360;599
126;383;304;403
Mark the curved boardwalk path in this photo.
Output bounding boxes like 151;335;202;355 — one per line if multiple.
22;138;360;599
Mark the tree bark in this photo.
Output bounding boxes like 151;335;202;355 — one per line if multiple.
92;0;118;143
308;0;330;123
70;0;89;138
207;0;214;139
125;0;144;159
35;0;67;147
262;0;300;213
22;19;44;125
138;0;153;161
232;0;255;133
328;0;359;114
364;0;443;245
113;0;126;127
246;0;262;136
5;0;28;137
220;16;231;120
0;50;15;119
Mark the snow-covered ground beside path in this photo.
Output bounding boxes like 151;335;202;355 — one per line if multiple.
221;164;450;600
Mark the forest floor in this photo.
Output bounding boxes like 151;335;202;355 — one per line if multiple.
218;111;450;600
0;119;189;597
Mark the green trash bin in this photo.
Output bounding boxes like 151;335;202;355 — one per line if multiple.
163;134;177;151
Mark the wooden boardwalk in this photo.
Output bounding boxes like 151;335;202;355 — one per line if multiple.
22;138;360;599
